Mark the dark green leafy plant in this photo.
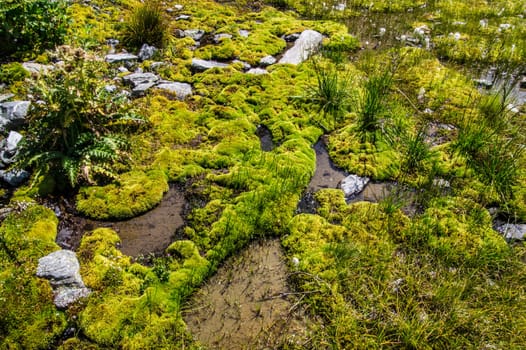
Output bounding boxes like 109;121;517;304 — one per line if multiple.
0;0;68;57
17;55;146;190
121;0;168;50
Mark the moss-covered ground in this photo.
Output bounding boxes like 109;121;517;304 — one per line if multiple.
1;0;525;348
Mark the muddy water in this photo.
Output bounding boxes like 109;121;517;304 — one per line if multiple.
184;239;313;349
56;185;185;257
307;138;347;192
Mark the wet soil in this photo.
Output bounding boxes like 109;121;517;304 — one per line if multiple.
307;138;347;193
55;184;185;257
184;239;314;350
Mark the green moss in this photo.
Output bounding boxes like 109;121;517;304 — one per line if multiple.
0;205;66;348
76;170;169;220
0;62;30;84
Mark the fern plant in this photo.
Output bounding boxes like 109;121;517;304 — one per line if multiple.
17;56;145;190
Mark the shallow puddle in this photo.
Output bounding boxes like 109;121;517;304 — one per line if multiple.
184;239;313;350
56;184;185;257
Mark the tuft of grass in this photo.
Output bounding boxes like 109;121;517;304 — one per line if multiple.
121;0;168;50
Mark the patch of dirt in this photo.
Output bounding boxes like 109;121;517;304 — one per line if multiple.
55;184;186;257
307;138;347;193
183;239;315;350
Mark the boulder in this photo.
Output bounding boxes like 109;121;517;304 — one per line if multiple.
156;82;193;100
259;55;276;66
37;250;90;308
279;30;323;65
340;174;369;198
191;59;229;71
0;131;23;167
0;101;30;131
497;223;526;240
138;44;158;61
105;53;139;64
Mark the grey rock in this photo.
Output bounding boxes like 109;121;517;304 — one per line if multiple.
520;76;526;89
283;33;301;42
0;101;30;131
122;72;159;88
497;223;526;240
279;30;323;65
0;93;14;103
22;62;54;75
105;53;139;64
238;29;250;38
117;66;129;73
0;169;30;186
259;55;276;66
132;82;157;97
4;131;23;153
191;59;229;71
156;82;193;100
174;29;185;38
37;250;90;308
138;44;158;61
184;29;205;41
150;61;166;71
213;33;232;43
340;174;369;197
104;84;118;93
176;14;191;20
174;4;183;10
247;68;268;75
106;38;120;47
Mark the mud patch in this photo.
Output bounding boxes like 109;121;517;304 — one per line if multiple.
307;138;347;192
183;239;314;350
56;184;185;257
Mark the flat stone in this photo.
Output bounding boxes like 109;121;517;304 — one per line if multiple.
497;223;526;240
176;14;191;20
340;174;370;198
22;62;54;75
122;72;159;88
0;101;30;131
105;53;139;64
259;55;276;66
131;82;157;97
247;68;268;75
184;29;205;41
0;93;14;103
191;59;229;71
213;33;232;43
156;82;193;100
279;30;323;65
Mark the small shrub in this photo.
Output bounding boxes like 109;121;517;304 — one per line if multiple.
17;55;145;190
121;0;168;50
0;0;68;57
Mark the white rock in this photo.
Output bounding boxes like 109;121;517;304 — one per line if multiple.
279;30;323;65
340;174;369;197
247;68;268;75
497;223;526;240
259;55;276;66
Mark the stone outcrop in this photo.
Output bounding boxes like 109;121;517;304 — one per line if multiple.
36;250;90;308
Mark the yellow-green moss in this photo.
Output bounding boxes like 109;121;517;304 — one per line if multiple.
76;170;169;220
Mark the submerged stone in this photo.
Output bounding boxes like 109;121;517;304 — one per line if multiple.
340;174;370;198
497;223;526;240
279;30;323;65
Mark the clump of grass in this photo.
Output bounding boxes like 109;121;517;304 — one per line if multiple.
305;59;352;132
121;0;168;50
354;70;393;143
